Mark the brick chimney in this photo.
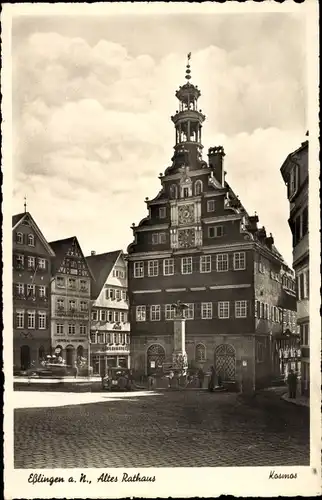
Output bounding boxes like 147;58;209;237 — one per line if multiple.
208;146;225;186
91;251;96;256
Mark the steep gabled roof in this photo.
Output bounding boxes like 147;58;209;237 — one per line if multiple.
85;250;122;299
49;236;94;279
12;211;55;257
12;213;26;227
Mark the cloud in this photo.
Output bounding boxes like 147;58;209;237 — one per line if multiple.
12;20;306;265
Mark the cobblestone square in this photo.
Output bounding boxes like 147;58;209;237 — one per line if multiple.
14;389;309;468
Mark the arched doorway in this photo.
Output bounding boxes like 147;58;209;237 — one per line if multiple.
147;344;165;375
66;345;75;367
215;344;236;381
20;345;31;370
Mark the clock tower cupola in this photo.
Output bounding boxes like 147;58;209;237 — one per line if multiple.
170;53;206;171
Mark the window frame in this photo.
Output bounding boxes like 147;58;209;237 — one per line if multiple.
200;255;211;273
207;200;216;213
148;260;159;277
134;261;144;278
163;258;174;276
181;256;193;275
150;304;161;322
159;207;166;219
235;300;248;318
216;253;229;272
233;252;246;271
218;301;230;319
201;302;213;319
136;305;146;322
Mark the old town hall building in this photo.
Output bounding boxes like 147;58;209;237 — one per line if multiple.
127;57;296;390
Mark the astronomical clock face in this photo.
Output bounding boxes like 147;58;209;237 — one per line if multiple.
178;228;195;248
178;204;194;225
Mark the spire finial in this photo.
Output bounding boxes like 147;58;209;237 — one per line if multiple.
185;52;192;81
24;195;27;213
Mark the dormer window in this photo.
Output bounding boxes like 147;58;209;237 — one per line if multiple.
159;207;166;219
28;234;35;246
170;184;178;199
183;187;189;198
207;200;216;212
194;180;203;196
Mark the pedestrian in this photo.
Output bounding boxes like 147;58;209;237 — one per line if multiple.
197;367;205;389
208;366;215;392
287;370;297;399
168;370;174;389
74;361;78;379
148;374;154;390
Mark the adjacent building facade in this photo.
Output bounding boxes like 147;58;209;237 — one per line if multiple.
49;236;93;368
86;250;130;375
12;212;55;371
127;59;296;390
281;137;309;395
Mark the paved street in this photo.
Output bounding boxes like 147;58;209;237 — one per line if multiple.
14;389;309;468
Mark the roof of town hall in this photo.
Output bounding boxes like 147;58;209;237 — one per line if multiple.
85;250;122;299
49;236;94;280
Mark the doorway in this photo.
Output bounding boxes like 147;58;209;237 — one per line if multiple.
147;344;165;375
66;345;75;367
20;345;31;370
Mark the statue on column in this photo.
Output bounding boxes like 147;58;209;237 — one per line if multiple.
173;300;188;319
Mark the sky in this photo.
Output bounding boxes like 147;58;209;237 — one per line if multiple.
11;12;307;266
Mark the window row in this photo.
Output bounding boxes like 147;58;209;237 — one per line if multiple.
133;252;246;278
14;254;47;270
297;269;309;300
15;232;35;246
90;331;129;345
157;200;218;221
14;283;47;298
255;301;286;323
168;181;216;200
112;269;126;279
135;301;249;321
56;276;89;291
16;310;47;329
56;299;89;312
91;309;128;323
105;288;127;301
56;323;88;335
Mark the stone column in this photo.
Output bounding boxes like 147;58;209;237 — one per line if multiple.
172;318;188;373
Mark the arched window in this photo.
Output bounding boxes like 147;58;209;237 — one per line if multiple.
195;343;206;362
195;180;203;196
16;232;23;244
28;234;35;246
169;184;178;199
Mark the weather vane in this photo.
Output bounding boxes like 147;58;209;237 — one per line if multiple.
24;195;27;213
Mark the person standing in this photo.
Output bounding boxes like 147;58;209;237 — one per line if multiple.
208;366;216;392
74;361;78;379
287;370;297;399
197;368;205;388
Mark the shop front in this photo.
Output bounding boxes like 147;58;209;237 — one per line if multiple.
91;345;130;376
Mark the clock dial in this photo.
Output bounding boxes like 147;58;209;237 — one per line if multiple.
178;204;194;225
178;228;195;248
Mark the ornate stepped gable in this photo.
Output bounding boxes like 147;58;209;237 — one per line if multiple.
127;56;284;260
49;236;92;278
